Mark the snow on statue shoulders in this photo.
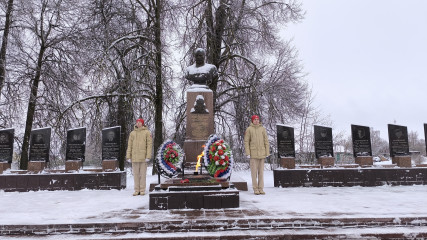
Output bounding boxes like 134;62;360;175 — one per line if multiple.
185;48;218;86
186;63;216;74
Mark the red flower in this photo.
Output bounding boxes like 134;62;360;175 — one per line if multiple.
214;156;220;161
225;156;229;161
219;160;224;165
209;154;212;159
220;140;224;143
211;146;216;151
218;149;224;155
216;142;220;146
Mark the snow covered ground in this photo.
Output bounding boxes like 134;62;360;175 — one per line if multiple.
1;165;427;239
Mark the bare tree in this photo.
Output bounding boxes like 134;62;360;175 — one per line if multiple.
178;0;309;165
295;90;331;165
0;0;14;97
9;0;87;169
57;0;179;171
370;128;389;157
408;130;425;156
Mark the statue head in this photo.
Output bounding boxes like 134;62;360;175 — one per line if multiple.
194;48;206;66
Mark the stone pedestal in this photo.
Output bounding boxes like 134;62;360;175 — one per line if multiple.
392;156;412;168
355;156;373;166
0;162;11;174
28;161;46;173
184;89;214;163
65;160;82;172
317;157;335;168
102;160;118;172
279;157;295;169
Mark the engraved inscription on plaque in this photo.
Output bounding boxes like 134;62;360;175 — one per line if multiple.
276;125;295;158
351;124;372;157
29;128;51;162
388;124;409;157
189;114;210;139
66;127;86;161
102;126;121;161
0;129;14;163
314;125;334;159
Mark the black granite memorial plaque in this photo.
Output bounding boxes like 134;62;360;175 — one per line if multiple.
314;125;334;158
424;124;427;155
102;126;121;161
66;128;86;161
351;124;372;157
276;125;295;158
29;128;51;162
0;129;14;163
387;124;409;157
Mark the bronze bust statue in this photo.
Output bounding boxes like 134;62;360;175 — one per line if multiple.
185;48;218;87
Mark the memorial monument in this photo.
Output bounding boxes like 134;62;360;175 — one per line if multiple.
150;48;240;210
65;127;86;172
0;128;13;173
28;127;51;172
102;126;121;171
183;48;217;163
351;124;373;166
276;124;295;169
314;125;334;167
387;124;411;167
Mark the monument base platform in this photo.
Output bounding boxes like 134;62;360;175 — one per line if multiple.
393;156;412;168
149;188;239;210
0;162;11;174
274;167;427;187
65;160;82;172
155;174;232;190
102;160;119;172
279;157;295;169
355;156;373;166
317;157;335;168
27;161;46;173
149;173;239;210
0;171;126;192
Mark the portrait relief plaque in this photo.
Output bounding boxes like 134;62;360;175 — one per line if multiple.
314;125;334;159
351;124;372;157
0;128;14;163
276;125;295;158
29;127;52;162
66;127;86;161
102;126;121;161
387;124;409;157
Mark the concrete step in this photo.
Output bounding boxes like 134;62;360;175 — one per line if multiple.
1;216;427;237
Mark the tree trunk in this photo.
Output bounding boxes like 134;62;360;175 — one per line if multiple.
205;0;227;115
20;46;46;170
0;0;14;96
152;0;163;175
118;94;127;171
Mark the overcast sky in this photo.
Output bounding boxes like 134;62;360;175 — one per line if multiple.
284;0;427;140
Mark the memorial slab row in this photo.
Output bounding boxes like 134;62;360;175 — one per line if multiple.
275;123;427;168
0;126;122;165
